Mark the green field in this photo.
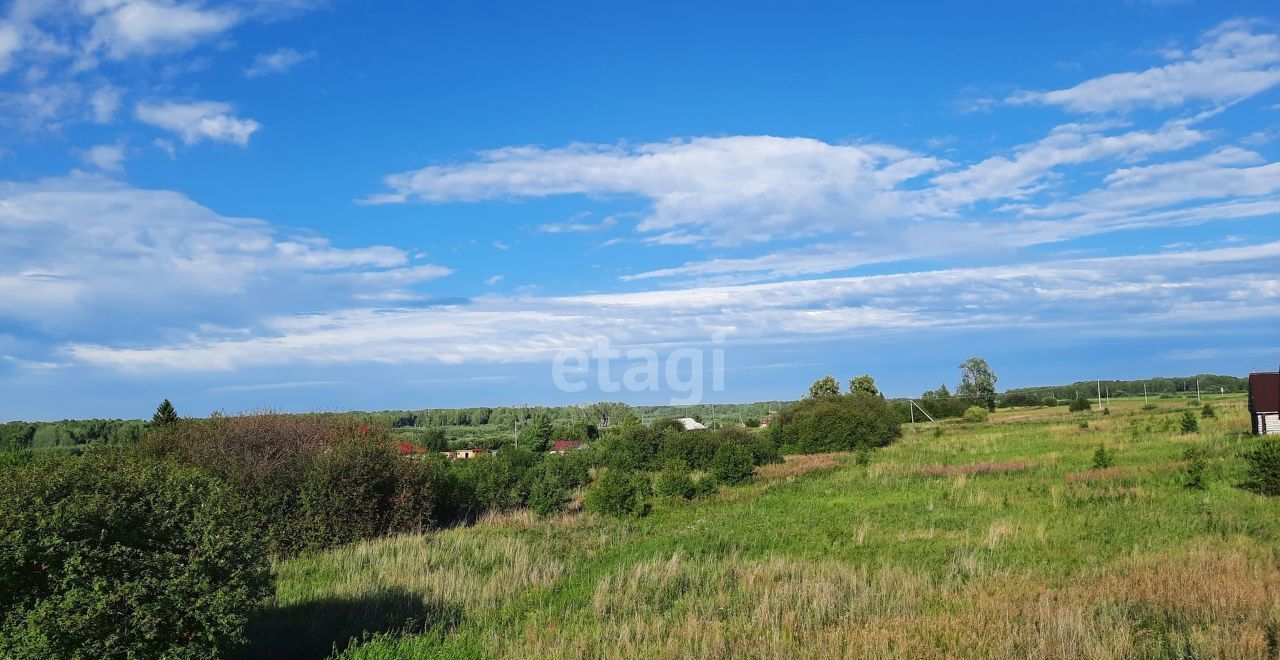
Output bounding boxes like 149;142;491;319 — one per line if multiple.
245;395;1279;659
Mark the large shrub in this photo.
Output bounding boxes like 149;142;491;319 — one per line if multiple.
524;453;591;517
449;447;538;518
0;450;271;658
1243;438;1280;496
299;437;444;547
962;406;989;423
1068;397;1092;413
584;468;652;517
768;394;901;454
710;441;756;485
137;412;445;556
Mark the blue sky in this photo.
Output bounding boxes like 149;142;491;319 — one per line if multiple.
3;0;1280;420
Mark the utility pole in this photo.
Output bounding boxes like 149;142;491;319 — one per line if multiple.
1196;379;1201;403
1143;382;1148;404
1097;380;1102;406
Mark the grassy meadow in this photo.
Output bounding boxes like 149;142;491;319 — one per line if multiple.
244;395;1280;659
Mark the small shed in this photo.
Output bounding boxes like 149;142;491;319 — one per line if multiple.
1248;371;1280;435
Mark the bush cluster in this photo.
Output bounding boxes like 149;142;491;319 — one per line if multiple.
962;406;989;423
585;468;652;517
1068;397;1092;413
768;394;901;454
139;413;446;556
0;451;272;658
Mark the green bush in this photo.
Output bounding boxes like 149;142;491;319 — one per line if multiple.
1142;403;1158;411
1183;446;1208;490
584;468;652;517
768;394;901;454
710;441;756;485
693;474;720;498
1242;438;1280;496
1092;443;1114;469
962;406;989;423
1179;410;1199;434
1068;397;1092;413
1200;404;1216;419
1042;397;1059;407
449;447;537;518
524;453;590;517
0;450;271;658
655;465;696;499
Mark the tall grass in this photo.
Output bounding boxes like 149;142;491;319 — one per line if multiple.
258;395;1278;659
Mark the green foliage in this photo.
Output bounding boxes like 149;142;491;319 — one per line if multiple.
299;437;443;548
1091;443;1114;469
451;447;537;517
1068;397;1092;413
0;450;271;658
692;474;719;498
955;357;998;411
1242;438;1280;496
962;406;989;423
1142;403;1158;411
1179;410;1199;434
709;441;755;485
141;412;446;556
848;374;880;398
525;453;591;517
1042;397;1059;407
584;468;652;517
807;375;841;398
1200;404;1216;419
151;398;179;426
655;464;696;499
743;417;761;428
518;415;554;452
1182;446;1208;490
769;394;901;454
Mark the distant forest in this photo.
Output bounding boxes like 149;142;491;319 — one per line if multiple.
0;373;1249;454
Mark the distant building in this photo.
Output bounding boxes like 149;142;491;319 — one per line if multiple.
1248;371;1280;435
442;448;488;460
396;441;428;456
549;440;583;454
758;416;773;429
676;417;707;431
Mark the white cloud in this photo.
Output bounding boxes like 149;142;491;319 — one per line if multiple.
368;135;948;245
79;142;126;172
84;0;240;60
64;241;1280;371
89;84;120;122
538;212;619;234
485;274;504;285
135;100;261;146
244;47;314;77
0;22;20;73
0;174;452;336
1009;20;1280;112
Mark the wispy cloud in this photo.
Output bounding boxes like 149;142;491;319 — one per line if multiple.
66;241;1280;371
245;47;315;77
1008;20;1280;112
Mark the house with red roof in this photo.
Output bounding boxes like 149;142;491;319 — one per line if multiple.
549;440;583;454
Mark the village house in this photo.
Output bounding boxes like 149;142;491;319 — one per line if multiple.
442;448;488;460
549;440;583;454
1248;370;1279;435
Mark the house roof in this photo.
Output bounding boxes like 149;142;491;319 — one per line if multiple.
676;417;706;430
396;441;427;455
551;440;583;451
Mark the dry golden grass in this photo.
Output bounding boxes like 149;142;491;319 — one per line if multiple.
505;538;1280;660
755;451;845;479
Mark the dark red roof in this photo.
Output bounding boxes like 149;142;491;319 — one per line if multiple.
1250;372;1280;413
551;440;583;452
397;441;427;455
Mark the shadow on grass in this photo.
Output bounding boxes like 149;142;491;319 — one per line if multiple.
237;587;462;659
